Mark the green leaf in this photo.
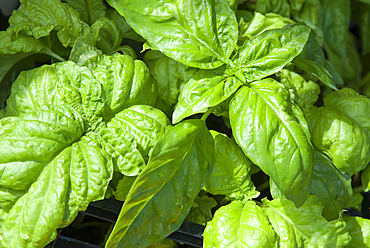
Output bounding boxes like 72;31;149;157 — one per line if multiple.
306;106;370;176
203;200;278;248
203;130;259;200
353;2;370;55
344;216;370;247
173;76;243;124
107;0;238;69
229;79;313;207
231;24;310;82
278;69;320;112
263;196;351;247
91;17;123;54
186;194;217;225
321;0;351;59
292;31;343;89
310;151;352;220
113;176;137;201
107;105;171;163
0;105;85;210
148;239;178;248
238;12;294;44
1;139;113;248
69;35;103;68
8;0;89;47
64;0;106;25
362;165;370;192
105;119;214;248
255;0;291;17
93;54;157;119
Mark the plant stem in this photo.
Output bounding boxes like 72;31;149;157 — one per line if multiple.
201;108;213;122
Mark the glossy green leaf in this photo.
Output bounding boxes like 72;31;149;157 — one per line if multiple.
229;79;313;207
231;24;310;82
263;196;351;247
0;105;85;210
64;0;106;25
290;0;323;45
91;17;123;54
203;200;278;248
278;69;320;112
255;0;291;18
93;54;157;119
68;35;103;68
8;0;89;47
108;105;171;162
310;151;352;220
1;139;113;248
238;12;294;44
344;216;370;247
173;76;242;124
292;32;342;89
203;130;259;200
321;0;351;59
186;194;217;225
107;0;238;69
105;119;214;248
306;106;370;176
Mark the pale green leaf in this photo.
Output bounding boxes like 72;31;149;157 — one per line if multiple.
64;0;106;25
344;216;370;247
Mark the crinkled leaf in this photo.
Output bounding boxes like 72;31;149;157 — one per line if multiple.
173;76;242;124
292;32;342;89
107;0;238;69
8;0;89;47
344;216;370;248
186;194;217;225
105;119;214;248
306;106;370;176
1;139;113;248
69;35;103;68
64;0;106;25
203;200;278;248
238;12;294;44
310;151;352;220
108;105;171;163
278;69;320;112
203;130;259;200
91;17;123;54
263;196;351;247
0;105;84;210
93;54;157;119
231;24;310;82
255;0;290;17
229;79;313;207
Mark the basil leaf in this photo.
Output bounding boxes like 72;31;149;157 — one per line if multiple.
230;79;313;207
292;32;342;90
8;0;89;47
362;165;370;192
105;119;214;248
203;200;278;248
263;196;351;247
344;216;370;247
64;0;106;25
107;0;238;69
0;105;85;210
203;130;259;201
231;24;310;82
310;151;352;221
238;12;294;44
321;0;351;59
185;194;217;225
173;76;243;124
93;54;157;119
91;17;123;54
1;139;113;248
255;0;291;18
306;106;370;176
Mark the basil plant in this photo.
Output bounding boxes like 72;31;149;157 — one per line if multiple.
1;0;370;247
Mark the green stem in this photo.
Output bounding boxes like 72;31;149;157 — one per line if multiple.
201;108;213;122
